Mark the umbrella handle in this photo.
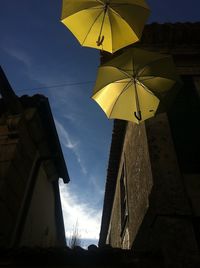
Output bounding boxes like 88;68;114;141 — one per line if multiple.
97;35;104;46
134;111;142;121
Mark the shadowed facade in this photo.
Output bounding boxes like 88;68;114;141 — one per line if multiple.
99;23;200;266
0;67;69;248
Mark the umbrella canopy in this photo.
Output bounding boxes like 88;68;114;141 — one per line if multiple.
61;0;150;53
92;48;182;124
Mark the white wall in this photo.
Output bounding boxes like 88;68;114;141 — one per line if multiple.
20;163;59;247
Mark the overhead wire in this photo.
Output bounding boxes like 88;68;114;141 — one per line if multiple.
17;80;95;92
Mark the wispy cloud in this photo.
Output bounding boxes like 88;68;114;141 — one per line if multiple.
55;118;77;149
59;181;101;240
2;44;75;93
89;175;104;196
63;114;77;123
2;45;47;88
3;46;32;69
55;118;87;175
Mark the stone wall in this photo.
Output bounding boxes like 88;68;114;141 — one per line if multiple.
104;114;200;266
132;114;200;265
106;123;153;249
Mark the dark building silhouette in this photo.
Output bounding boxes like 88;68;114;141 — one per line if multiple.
99;23;200;266
0;67;69;248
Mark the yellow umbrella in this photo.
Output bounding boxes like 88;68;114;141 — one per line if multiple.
92;48;181;124
61;0;150;53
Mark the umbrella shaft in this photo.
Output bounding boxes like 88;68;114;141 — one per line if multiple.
134;80;142;121
97;4;108;46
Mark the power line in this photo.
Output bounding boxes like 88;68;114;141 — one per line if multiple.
17;80;95;92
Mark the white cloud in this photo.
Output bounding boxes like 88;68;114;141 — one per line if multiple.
59;181;101;240
3;46;32;68
55;118;87;175
55;118;77;149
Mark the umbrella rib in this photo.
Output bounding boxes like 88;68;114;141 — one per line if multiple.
109;80;132;117
136;56;170;77
90;6;105;10
139;76;156;81
138;79;175;97
114;80;130;84
132;49;137;77
140;75;174;82
136;80;155;96
95;0;104;4
117;68;133;79
107;8;113;52
109;4;149;16
108;3;149;37
81;9;104;46
106;5;149;48
138;75;176;95
136;79;175;104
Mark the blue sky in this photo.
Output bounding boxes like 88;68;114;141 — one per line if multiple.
1;0;199;247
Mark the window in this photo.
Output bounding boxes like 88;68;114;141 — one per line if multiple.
168;76;200;173
120;164;128;236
